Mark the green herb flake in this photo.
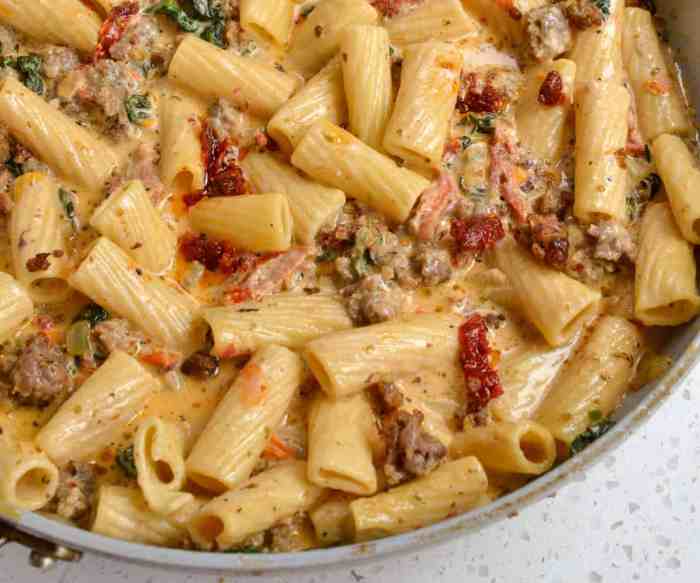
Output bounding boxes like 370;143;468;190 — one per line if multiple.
570;418;615;455
592;0;612;18
116;446;137;478
125;94;152;125
2;54;44;95
75;303;110;327
59;188;79;232
459;136;472;150
468;113;496;135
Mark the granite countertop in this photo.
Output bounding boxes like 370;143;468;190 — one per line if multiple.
1;370;697;583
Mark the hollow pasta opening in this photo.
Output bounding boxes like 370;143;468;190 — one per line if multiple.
194;515;224;543
519;430;549;465
188;472;228;496
15;468;52;506
304;353;334;396
155;460;175;485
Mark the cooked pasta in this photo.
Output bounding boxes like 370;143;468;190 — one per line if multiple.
0;0;692;555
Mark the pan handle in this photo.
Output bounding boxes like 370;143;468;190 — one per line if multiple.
0;520;82;569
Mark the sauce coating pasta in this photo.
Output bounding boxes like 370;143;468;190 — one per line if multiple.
0;0;694;552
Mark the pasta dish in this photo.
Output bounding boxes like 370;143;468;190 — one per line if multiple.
0;0;696;553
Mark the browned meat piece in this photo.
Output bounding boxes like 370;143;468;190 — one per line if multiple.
526;4;573;62
12;335;73;406
562;0;606;29
413;245;453;286
588;221;637;262
370;381;447;486
53;462;96;521
95;319;147;354
516;213;569;268
25;252;51;272
181;352;220;379
342;274;406;325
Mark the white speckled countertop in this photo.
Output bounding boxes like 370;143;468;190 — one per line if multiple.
1;369;698;583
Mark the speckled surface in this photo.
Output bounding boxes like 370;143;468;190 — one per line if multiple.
1;368;697;583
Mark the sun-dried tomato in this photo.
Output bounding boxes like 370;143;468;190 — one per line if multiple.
457;74;506;114
185;123;248;207
94;2;139;61
179;233;260;275
370;0;420;17
538;71;566;106
458;315;503;415
451;215;505;253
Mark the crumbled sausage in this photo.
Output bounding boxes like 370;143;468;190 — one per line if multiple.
562;0;606;29
181;352;220;379
587;221;637;262
526;4;573;62
516;214;569;268
12;335;72;406
342;274;406;325
413;245;453;286
53;462;96;521
370;381;447;486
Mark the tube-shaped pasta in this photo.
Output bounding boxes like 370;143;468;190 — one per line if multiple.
189;461;325;549
634;202;700;326
350;457;487;540
68;238;204;354
292;120;430;223
0;78;119;193
0;0;101;54
574;81;630;223
90;180;177;274
493;238;601;346
537;316;642;445
451;421;556;475
307;393;378;495
387;0;476;45
240;152;345;243
36;351;159;465
462;0;544;46
186;345;304;493
190;194;293;253
304;312;461;398
568;0;625;87
516;59;576;161
10;173;71;304
0;441;59;512
159;88;206;195
622;8;690;141
309;494;354;547
204;293;352;357
383;42;462;173
240;0;295;47
285;0;378;78
0;272;33;344
134;417;193;516
340;25;393;151
267;58;347;154
651;134;700;244
168;35;298;119
92;486;186;547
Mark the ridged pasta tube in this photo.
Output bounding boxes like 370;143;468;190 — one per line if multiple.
0;441;59;511
292;120;430;223
0;272;33;343
387;0;476;45
240;0;295;47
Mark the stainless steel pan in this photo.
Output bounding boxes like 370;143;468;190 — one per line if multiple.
2;0;699;573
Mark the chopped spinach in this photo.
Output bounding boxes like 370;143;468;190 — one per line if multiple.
148;0;226;47
592;0;611;18
116;446;137;478
570;413;615;455
469;113;496;135
458;136;473;150
1;54;44;95
75;303;110;327
125;94;152;125
59;188;79;232
4;157;22;177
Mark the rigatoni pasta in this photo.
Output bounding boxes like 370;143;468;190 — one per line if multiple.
0;0;695;555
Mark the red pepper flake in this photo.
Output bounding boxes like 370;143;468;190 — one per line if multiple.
223;287;253;304
185;122;248;207
370;0;421;17
179;232;260;275
451;215;505;253
94;2;139;61
537;71;567;106
495;0;522;20
458;315;503;415
456;73;506;114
